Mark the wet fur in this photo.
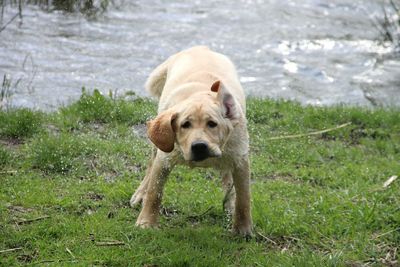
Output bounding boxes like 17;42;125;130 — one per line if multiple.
130;46;252;236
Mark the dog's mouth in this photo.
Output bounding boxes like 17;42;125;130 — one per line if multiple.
191;153;221;162
190;143;222;162
191;154;208;162
191;154;221;163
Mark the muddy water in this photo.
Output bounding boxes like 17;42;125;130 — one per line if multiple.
0;0;399;110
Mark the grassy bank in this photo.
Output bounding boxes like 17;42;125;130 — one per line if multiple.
0;90;399;266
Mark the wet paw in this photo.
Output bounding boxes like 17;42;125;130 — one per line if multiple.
232;224;253;239
135;218;159;229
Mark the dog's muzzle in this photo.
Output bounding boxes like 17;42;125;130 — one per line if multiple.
191;141;210;162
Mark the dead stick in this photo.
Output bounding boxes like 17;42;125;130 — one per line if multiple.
383;175;398;188
374;227;400;239
90;160;99;176
186;206;214;219
266;122;352;140
256;232;277;245
0;247;23;253
16;215;50;225
66;247;75;258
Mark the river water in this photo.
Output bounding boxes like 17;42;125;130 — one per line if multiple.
1;0;399;110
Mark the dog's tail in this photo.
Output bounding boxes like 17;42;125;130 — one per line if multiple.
145;56;173;99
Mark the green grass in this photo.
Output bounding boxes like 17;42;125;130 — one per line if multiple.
0;108;43;139
0;91;399;266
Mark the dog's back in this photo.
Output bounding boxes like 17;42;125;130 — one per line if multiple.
145;46;245;111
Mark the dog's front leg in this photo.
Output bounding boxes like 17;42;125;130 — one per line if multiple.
130;148;157;207
136;151;171;228
232;156;252;236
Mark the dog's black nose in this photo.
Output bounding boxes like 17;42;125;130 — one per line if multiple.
191;141;209;161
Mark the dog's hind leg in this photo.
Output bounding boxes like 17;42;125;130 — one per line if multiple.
221;171;235;215
130;148;157;207
136;150;172;228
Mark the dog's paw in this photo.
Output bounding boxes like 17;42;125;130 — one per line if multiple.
232;224;253;239
129;190;145;208
135;218;159;229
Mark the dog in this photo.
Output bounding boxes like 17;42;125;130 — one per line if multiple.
130;46;252;236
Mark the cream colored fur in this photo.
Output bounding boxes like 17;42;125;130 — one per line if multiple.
130;46;252;236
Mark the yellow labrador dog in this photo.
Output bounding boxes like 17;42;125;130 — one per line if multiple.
130;46;252;236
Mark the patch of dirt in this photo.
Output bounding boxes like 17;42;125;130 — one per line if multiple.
104;172;119;183
319;132;337;141
7;205;35;213
45;124;60;135
374;243;398;267
85;191;105;201
160;206;180;218
17;250;38;263
90;123;105;131
132;123;148;139
127;163;143;174
349;127;391;145
0;138;23;148
74;204;99;216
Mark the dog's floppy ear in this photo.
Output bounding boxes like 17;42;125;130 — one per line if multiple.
211;80;240;119
147;109;177;153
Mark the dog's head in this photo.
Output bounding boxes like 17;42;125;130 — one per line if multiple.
147;80;241;162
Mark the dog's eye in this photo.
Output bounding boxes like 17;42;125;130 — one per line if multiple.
181;121;191;129
207;121;218;128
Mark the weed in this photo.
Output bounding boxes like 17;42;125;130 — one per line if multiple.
0;146;10;168
59;88;156;127
29;133;94;173
1;74;21;108
1;74;12;103
372;0;400;52
3;0;112;19
0;108;43;139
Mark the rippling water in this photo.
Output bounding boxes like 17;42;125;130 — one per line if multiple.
0;0;399;110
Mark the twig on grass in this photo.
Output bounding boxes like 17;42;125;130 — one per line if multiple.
256;231;277;245
90;159;99;176
266;122;352;141
383;175;398;188
373;227;400;239
0;247;23;253
186;206;214;220
65;247;75;258
352;175;399;202
16;215;50;225
88;234;125;247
